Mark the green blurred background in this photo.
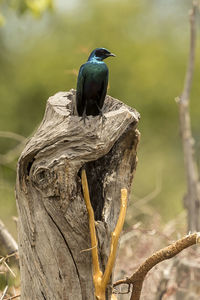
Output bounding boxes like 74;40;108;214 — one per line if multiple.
0;0;199;238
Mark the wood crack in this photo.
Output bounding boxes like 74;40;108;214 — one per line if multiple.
45;210;82;291
41;291;47;300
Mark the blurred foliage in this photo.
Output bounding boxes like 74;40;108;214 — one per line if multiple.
0;0;53;25
0;0;199;238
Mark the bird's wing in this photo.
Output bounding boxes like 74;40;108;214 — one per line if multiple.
76;64;85;116
98;69;108;109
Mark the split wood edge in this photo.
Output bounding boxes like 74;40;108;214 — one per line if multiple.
81;168;127;300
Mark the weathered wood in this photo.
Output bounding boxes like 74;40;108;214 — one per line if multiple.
15;89;140;300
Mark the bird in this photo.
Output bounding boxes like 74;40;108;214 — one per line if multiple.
76;48;116;122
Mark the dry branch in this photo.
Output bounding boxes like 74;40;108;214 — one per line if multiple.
0;131;25;142
176;1;200;231
0;131;27;166
0;219;18;255
7;295;21;300
81;168;102;298
82;168;128;300
0;285;8;300
102;189;127;290
113;233;200;300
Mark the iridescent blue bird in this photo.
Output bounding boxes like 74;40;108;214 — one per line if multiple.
76;48;116;122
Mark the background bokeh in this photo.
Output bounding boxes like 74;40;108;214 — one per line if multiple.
0;0;199;239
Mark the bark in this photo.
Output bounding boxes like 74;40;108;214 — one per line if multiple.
15;89;140;300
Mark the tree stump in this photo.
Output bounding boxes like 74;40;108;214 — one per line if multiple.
15;89;140;300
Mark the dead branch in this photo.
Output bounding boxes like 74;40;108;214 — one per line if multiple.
0;285;8;300
7;295;21;300
82;168;127;300
180;4;197;102
175;1;200;231
0;140;27;166
0;219;18;254
0;131;27;166
113;232;200;300
0;131;25;142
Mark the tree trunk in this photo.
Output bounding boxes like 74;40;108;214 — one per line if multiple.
15;89;140;300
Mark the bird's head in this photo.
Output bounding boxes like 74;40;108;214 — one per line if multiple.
88;48;116;62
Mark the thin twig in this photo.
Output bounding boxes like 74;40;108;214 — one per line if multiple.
0;131;25;142
0;140;26;166
0;252;18;261
0;285;8;300
179;2;197;103
113;233;200;300
0;131;26;166
7;295;21;300
175;1;200;231
0;219;18;254
3;261;16;278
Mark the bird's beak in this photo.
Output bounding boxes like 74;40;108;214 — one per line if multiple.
109;53;116;57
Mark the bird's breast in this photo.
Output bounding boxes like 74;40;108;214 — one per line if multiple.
84;61;108;78
84;80;102;99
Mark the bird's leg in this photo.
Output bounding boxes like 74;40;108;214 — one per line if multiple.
81;168;127;300
80;105;89;124
80;113;89;125
96;104;106;127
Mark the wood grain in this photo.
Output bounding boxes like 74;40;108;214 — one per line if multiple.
16;89;140;300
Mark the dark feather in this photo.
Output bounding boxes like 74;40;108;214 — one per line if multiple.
76;48;115;118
